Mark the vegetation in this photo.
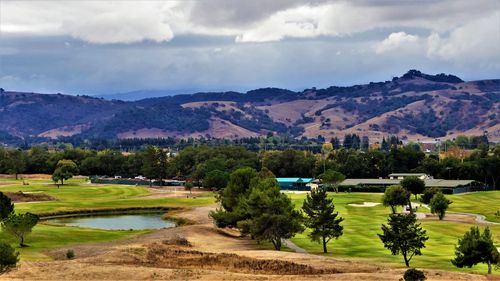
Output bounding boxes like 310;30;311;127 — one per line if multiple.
52;159;78;186
66;249;75;260
452;226;500;274
242;178;304;250
0;242;18;273
420;187;439;204
429;192;452;220
317;170;345;193
0;192;14;220
382;185;410;214
401;177;425;213
403;268;426;281
378;214;429;267
2;213;40;247
302;188;343;253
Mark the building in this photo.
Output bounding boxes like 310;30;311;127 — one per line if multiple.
388;173;431;180
340;174;485;194
276;178;314;190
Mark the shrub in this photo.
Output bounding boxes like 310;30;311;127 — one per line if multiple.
403;268;426;281
0;242;19;273
66;249;75;259
420;187;439;204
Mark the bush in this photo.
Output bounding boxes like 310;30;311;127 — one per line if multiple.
66;249;75;259
420;187;439;204
0;242;19;273
403;268;426;281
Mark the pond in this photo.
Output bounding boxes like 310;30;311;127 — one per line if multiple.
47;213;176;230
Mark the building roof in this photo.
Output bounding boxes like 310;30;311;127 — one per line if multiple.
340;178;475;188
388;173;428;177
276;177;314;183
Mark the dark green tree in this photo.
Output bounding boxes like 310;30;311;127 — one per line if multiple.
0;242;19;273
243;179;304;250
318;170;345;193
452;226;499;274
429;192;452;220
2;213;39;247
0;192;14;220
400;177;425;213
209;167;257;228
141;146;169;186
52;159;79;186
302;188;343;253
203;170;229;190
382;185;410;214
420;187;439;204
378;214;429;267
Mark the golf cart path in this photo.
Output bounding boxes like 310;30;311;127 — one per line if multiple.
283;239;307;253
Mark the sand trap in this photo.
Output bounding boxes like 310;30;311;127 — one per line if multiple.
348;202;381;207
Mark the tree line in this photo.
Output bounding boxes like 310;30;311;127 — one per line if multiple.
0;141;499;189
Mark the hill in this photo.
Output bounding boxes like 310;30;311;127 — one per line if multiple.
0;70;498;143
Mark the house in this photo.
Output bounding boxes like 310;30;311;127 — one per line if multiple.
276;178;314;190
388;173;431;180
340;176;484;194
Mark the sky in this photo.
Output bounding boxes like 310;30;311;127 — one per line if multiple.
0;0;499;96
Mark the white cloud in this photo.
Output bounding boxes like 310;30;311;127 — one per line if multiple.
375;32;419;54
426;12;500;66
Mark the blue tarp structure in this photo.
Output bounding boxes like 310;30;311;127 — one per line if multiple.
276;177;314;190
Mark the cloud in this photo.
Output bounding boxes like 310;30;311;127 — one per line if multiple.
426;12;500;66
375;32;419;54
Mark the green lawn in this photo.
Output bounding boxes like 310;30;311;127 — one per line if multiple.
289;192;500;274
447;191;500;223
0;178;216;260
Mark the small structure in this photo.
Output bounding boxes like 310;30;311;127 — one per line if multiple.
388;173;431;180
276;177;314;191
340;174;485;194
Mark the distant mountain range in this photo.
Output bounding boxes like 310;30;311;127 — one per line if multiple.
1;70;499;143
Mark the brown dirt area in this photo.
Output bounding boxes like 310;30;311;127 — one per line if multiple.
4;191;57;203
1;205;497;280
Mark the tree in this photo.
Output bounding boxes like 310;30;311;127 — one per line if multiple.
203;170;229;190
2;213;39;247
403;268;426;281
452;226;499;274
429;192;452;220
0;242;19;273
0;192;14;220
52;159;78;186
420;187;439;204
378;214;429;267
400;177;425;213
4;150;26;180
141;146;169;186
209;167;257;228
382;185;410;214
243;179;304;250
318;170;345;193
302;187;343;253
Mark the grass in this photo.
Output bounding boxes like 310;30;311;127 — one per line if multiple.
289;192;500;274
0;177;216;260
447;191;500;223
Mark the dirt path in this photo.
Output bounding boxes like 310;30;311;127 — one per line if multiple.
1;204;494;280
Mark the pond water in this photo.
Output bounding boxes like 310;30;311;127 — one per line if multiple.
48;213;176;230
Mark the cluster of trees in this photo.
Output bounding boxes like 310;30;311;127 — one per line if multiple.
378;177;498;274
210;168;344;253
0;193;39;273
1;140;499;189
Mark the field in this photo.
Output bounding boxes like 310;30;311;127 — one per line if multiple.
0;177;215;260
289;192;500;274
0;177;499;280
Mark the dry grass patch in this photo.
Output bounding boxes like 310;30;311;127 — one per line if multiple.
4;191;57;202
132;243;339;275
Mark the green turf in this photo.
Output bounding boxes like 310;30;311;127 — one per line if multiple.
0;177;215;260
288;192;500;274
447;191;500;223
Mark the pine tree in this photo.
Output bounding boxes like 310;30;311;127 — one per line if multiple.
302;188;343;253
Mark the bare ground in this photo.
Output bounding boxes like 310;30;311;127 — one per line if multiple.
2;205;498;281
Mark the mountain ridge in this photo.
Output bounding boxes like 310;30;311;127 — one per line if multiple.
1;70;499;143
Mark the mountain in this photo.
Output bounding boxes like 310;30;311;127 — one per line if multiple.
95;89;199;101
1;70;499;143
